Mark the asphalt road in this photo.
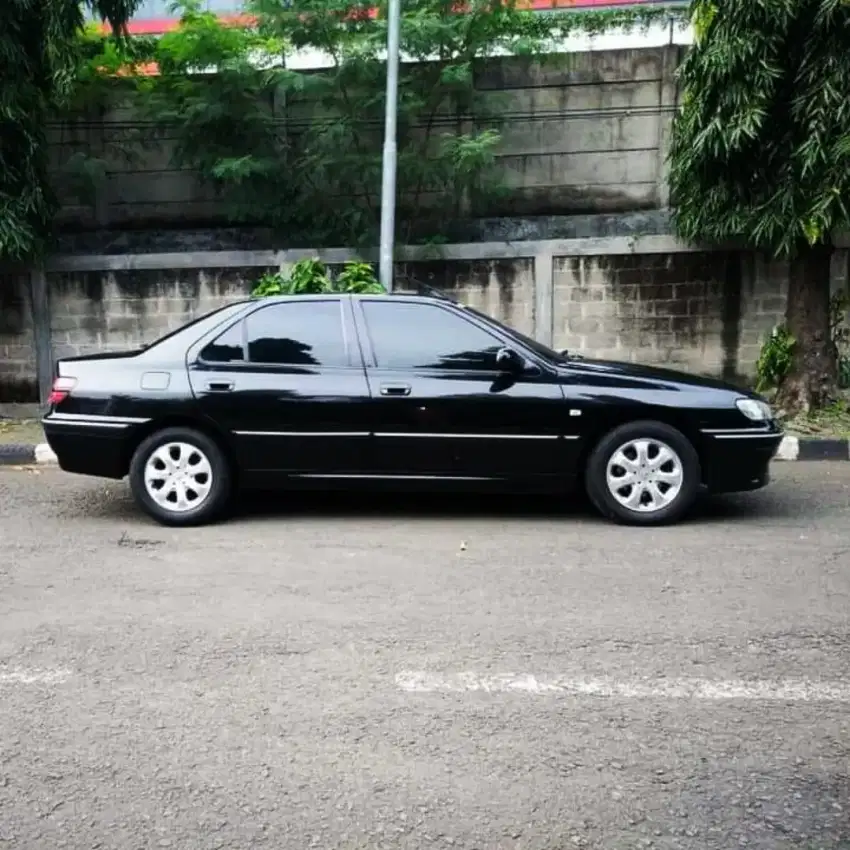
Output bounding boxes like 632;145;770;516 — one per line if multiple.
1;464;849;850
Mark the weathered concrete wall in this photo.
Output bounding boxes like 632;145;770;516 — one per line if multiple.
395;260;537;338
0;275;37;403
4;245;847;402
48;267;275;360
44;260;536;364
476;49;676;216
47;47;677;230
552;253;788;380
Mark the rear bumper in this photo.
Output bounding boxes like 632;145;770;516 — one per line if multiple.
42;415;132;479
700;426;783;494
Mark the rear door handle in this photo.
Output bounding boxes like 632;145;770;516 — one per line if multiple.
206;380;234;392
380;383;411;397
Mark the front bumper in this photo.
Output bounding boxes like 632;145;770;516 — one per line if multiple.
699;424;784;494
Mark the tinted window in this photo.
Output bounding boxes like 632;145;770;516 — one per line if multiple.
145;302;247;352
200;322;245;363
246;301;347;367
363;302;501;370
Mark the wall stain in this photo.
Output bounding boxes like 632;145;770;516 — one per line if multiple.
608;252;728;360
721;254;743;381
0;276;26;335
0;377;37;403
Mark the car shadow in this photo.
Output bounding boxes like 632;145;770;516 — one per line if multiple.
231;489;596;522
55;477;805;526
229;487;798;525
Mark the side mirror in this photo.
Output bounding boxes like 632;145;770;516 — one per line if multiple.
495;347;522;371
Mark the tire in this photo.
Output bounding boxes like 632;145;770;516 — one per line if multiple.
585;420;701;526
128;427;232;527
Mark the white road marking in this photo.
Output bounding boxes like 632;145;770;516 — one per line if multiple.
0;667;71;685
395;671;850;701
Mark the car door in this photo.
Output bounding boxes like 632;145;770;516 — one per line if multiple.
352;298;574;480
188;297;372;475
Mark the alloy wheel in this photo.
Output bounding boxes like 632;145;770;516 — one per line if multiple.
143;442;214;513
605;437;684;514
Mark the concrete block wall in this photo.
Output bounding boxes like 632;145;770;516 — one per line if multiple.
4;244;848;402
47;267;272;361
552;252;790;380
397;260;536;338
47;47;677;229
0;275;37;402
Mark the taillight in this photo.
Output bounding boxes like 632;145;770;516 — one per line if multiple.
47;377;77;406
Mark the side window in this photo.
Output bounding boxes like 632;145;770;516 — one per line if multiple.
245;301;348;367
362;302;501;370
200;322;245;363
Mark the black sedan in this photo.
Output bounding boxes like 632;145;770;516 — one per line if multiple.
43;291;783;527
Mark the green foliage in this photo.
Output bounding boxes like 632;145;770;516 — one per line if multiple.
132;0;296;228
251;258;384;295
0;0;142;262
0;0;686;260
130;0;560;246
335;261;385;293
756;293;850;393
91;0;685;247
668;0;850;258
52;25;153;211
755;324;796;393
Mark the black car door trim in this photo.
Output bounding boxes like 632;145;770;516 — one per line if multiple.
372;432;578;440
233;430;371;437
229;430;579;440
701;427;772;434
292;474;493;481
44;413;150;427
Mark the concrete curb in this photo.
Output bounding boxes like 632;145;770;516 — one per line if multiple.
1;436;849;468
0;443;58;466
773;435;850;461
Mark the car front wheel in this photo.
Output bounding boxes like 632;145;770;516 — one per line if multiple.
585;420;701;526
129;427;232;527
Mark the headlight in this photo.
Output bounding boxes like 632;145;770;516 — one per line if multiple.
736;398;773;421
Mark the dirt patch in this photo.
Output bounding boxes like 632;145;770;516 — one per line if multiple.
0;419;45;446
781;397;850;439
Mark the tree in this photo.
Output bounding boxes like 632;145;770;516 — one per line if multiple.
132;0;560;247
668;0;850;415
0;0;142;263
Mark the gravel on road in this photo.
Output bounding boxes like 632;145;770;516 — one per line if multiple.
1;465;849;850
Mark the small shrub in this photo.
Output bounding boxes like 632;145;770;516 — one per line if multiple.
287;258;333;294
755;325;795;393
335;261;384;293
251;258;384;297
252;271;287;297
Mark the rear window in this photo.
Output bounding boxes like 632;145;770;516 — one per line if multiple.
143;302;248;352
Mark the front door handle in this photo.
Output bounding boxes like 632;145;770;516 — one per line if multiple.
207;380;234;392
380;383;411;397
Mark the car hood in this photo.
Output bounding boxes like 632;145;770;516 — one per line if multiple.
560;356;756;396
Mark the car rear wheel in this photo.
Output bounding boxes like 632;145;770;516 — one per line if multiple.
129;427;232;527
585;420;701;526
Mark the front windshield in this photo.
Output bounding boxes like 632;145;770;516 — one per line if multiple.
461;304;569;364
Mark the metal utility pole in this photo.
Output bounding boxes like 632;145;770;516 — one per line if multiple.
378;0;401;293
